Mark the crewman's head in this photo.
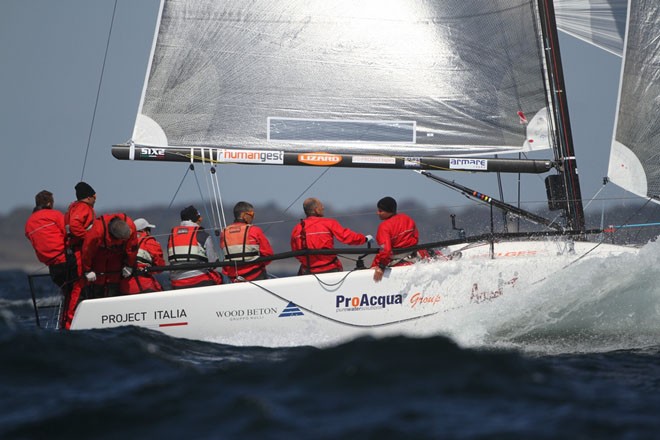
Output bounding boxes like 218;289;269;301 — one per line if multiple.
303;198;324;217
34;190;54;209
108;218;131;240
134;218;155;233
233;201;255;224
377;196;397;220
75;182;96;206
180;205;201;224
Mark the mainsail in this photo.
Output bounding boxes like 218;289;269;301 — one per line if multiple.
608;0;660;200
114;0;587;229
129;0;554;157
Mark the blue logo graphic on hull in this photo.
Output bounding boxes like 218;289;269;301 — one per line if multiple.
279;302;304;317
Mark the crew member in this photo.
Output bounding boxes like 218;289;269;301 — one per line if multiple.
167;205;223;289
291;198;373;275
62;181;97;329
81;213;138;298
24;190;69;288
221;201;273;282
120;218;165;294
372;196;428;282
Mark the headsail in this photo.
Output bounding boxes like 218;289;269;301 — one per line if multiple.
129;0;553;158
608;0;660;201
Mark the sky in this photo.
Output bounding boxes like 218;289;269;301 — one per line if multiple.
0;0;630;219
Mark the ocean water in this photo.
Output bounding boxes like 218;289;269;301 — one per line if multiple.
2;243;660;439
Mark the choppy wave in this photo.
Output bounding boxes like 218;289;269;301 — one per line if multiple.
2;245;660;438
0;324;658;439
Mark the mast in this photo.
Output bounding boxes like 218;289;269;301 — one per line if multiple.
537;0;586;231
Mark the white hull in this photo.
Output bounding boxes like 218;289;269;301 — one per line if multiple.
70;240;638;347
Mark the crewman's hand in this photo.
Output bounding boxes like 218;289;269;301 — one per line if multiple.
85;271;97;282
121;266;133;278
373;266;385;282
365;234;376;247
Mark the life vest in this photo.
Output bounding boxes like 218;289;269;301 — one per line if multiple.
137;236;155;267
119;232;164;295
221;223;260;262
167;226;208;263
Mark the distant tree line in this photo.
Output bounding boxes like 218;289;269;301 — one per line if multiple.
3;198;660;271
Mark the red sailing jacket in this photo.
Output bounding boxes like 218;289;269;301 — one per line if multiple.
63;201;95;330
65;201;95;249
372;212;427;268
81;214;138;285
221;222;273;281
291;216;365;273
24;208;67;266
120;231;165;294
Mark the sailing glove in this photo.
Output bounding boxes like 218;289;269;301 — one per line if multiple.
122;266;133;278
365;234;376;246
85;271;97;282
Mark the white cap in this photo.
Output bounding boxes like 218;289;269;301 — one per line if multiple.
134;218;156;231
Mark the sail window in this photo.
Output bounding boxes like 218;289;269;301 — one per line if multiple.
268;118;416;143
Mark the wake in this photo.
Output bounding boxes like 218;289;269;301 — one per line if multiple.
435;240;660;354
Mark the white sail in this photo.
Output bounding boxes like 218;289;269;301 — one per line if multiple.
608;0;660;200
555;0;626;56
132;0;553;157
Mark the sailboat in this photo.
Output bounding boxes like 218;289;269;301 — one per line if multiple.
68;0;656;347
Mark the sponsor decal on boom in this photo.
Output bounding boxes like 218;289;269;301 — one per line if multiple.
298;152;343;166
217;149;284;164
140;147;166;159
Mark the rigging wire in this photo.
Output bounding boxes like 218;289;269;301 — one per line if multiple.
168;165;194;209
193;158;223;254
209;164;229;262
263;168;332;233
200;151;222;235
562;197;654;270
80;0;119;180
493;154;509;232
210;166;228;229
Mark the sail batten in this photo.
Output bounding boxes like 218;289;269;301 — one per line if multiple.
130;0;553;158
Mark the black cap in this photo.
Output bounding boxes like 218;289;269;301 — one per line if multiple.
75;182;95;200
180;205;201;222
377;196;397;213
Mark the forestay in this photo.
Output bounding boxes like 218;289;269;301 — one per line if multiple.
132;0;554;157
